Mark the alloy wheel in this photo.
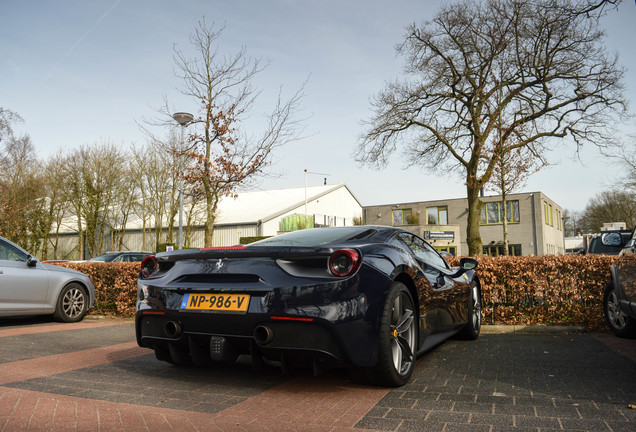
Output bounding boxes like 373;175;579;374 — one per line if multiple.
471;285;482;332
390;292;416;375
62;287;86;319
607;290;627;330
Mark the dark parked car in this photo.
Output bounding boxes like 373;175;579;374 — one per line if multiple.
0;236;96;322
88;251;152;262
602;229;636;338
586;230;632;255
135;226;481;386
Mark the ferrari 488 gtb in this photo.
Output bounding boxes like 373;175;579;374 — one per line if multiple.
135;226;481;386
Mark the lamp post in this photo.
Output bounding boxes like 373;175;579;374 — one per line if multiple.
304;169;330;229
173;112;194;249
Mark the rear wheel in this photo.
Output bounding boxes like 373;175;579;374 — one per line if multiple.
604;283;636;339
53;283;88;322
369;282;417;387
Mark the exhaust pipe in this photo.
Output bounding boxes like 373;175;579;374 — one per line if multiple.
253;325;274;346
164;321;183;338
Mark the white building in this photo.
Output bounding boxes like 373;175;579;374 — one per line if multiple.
199;183;363;246
49;183;363;258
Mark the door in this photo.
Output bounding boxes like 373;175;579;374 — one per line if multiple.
397;233;470;334
0;239;49;315
616;228;636;312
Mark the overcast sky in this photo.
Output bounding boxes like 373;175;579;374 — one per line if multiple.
1;0;635;212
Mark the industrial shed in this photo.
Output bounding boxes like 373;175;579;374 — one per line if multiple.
48;183;363;259
207;183;363;246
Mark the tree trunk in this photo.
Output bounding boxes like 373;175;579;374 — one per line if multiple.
501;163;509;256
204;202;216;246
502;195;509;256
466;184;483;256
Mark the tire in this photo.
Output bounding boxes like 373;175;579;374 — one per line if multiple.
53;283;88;322
369;282;418;387
603;283;636;339
456;282;481;340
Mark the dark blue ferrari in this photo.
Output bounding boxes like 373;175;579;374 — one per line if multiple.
135;226;481;387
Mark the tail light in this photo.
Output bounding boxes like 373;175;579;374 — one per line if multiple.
140;255;158;278
328;249;361;277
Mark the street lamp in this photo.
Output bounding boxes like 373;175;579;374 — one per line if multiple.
304;169;330;229
173;112;194;249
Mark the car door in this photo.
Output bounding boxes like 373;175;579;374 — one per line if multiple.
0;238;50;315
616;228;636;312
397;233;471;334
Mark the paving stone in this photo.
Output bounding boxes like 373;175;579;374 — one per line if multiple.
383;407;430;420
396;420;445;431
1;318;635;432
354;416;401;431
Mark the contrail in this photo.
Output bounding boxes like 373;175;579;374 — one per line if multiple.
32;0;122;94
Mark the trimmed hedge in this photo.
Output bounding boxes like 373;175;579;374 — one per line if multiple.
59;262;139;316
60;255;617;329
449;255;616;329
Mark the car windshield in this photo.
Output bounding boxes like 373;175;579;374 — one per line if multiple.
249;227;377;247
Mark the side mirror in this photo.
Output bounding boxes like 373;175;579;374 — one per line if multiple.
459;257;478;271
27;255;38;268
451;257;478;278
601;232;622;247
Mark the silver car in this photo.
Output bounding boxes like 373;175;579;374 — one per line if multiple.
0;236;96;322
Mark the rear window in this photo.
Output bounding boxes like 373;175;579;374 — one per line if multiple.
249;227;376;247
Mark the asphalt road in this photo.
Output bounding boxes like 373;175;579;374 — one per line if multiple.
0;316;634;432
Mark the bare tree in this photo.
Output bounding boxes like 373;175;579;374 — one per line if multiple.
130;138;182;250
41;152;69;260
172;20;305;246
61;142;127;259
572;0;623;15
563;209;583;237
0;134;47;250
357;0;626;255
579;190;636;232
0;107;22;144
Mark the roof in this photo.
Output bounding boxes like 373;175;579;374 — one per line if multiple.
53;183;361;233
215;183;361;225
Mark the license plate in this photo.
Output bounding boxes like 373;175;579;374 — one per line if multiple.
180;293;250;312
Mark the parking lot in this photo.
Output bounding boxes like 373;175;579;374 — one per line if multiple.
0;317;634;432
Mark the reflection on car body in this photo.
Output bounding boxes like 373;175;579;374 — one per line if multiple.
135;226;481;386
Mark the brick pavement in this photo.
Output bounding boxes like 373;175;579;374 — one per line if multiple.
0;317;634;431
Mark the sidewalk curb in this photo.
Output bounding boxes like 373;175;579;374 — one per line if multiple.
482;324;587;334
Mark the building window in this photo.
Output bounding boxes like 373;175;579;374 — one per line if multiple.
556;209;562;230
544;202;554;226
392;208;413;225
480;201;519;225
427;206;448;225
483;244;522;256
